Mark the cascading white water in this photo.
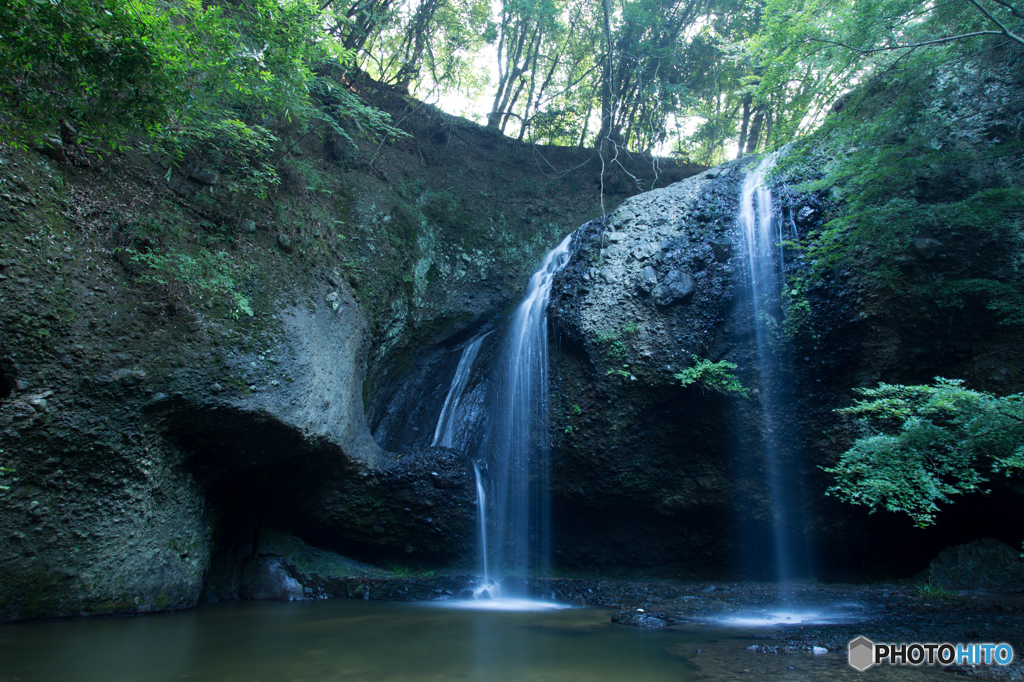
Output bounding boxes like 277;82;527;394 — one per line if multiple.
429;334;496;593
739;160;777;316
471;460;490;587
738;157;808;581
431;334;488;449
427;232;574;600
483;232;574;583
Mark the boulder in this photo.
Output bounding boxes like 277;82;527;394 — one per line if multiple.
927;538;1024;589
277;233;293;253
652;270;695;306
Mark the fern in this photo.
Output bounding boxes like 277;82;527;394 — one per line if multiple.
675;355;749;397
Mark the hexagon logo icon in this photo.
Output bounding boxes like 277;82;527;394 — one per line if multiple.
849;636;875;671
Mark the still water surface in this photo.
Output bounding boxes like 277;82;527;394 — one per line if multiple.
0;599;950;681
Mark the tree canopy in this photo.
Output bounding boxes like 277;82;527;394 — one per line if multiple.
2;0;1021;161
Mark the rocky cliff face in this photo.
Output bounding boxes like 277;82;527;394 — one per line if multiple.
0;192;465;620
2;48;1021;621
548;163;791;576
0;90;700;623
546;49;1024;578
547;171;1023;577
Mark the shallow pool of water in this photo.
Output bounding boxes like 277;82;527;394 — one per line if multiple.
0;599;952;682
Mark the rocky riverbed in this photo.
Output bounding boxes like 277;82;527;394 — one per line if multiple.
607;580;1024;679
224;568;1024;679
208;529;1024;679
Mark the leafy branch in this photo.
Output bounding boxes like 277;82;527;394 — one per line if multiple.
675;355;749;397
824;378;1024;527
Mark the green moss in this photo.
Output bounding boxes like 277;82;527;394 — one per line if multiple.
89;597;137;615
0;568;75;620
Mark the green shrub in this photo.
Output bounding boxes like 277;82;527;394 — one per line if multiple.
173;118;281;199
675;355;748;397
126;247;253;318
916;580;956;600
1;0;405;165
824;378;1024;527
0;449;13;492
595;328;627;360
775;55;1024;326
0;0;164;140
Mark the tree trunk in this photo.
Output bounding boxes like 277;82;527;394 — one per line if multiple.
394;0;441;90
737;94;751;159
599;0;614;145
489;16;531;130
745;104;765;155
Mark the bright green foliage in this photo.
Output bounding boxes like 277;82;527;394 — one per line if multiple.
593;0;709;153
800;183;1024;292
140;0;405;181
670;0;766;163
0;448;13;493
675;355;749;397
824;379;1024;527
127;247;254;318
1;0;404;170
916;580;956;600
751;0;1024;150
1;0;409;326
336;0;492;94
0;0;164;139
780;276;814;343
175;119;281;199
937;278;1024;327
772;39;1024;325
595;328;624;353
5;0;1018;162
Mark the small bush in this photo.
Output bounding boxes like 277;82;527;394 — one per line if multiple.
675;355;749;397
916;580;956;600
824;378;1024;526
126;247;253;318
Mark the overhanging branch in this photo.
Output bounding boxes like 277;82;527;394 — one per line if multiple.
805;30;1006;55
966;0;1024;46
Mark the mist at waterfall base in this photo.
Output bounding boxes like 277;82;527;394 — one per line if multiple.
735;157;812;582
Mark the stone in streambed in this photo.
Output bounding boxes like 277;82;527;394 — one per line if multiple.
927;537;1024;588
242;557;306;601
611;610;669;627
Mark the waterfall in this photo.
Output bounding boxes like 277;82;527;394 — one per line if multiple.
431;334;488;450
738;157;809;581
430;333;493;589
471;459;490;585
484;232;574;583
428;233;574;596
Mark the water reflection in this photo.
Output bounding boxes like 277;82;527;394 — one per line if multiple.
437;598;569;612
1;600;691;682
0;600;953;682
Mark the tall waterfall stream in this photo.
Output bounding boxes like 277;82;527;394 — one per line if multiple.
434;160;812;594
738;157;809;581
